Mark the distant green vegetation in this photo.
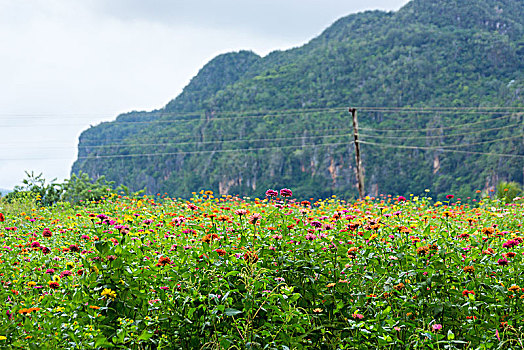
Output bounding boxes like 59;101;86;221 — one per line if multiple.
72;0;524;200
2;171;140;207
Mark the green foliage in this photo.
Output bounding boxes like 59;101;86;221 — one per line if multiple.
0;191;523;348
496;181;522;203
3;172;135;207
72;0;524;199
5;171;62;206
61;172;123;205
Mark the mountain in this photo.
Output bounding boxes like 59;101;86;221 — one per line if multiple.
72;0;524;200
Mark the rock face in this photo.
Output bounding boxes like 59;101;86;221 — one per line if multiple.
72;0;524;200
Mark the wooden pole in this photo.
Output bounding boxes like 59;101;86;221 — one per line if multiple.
349;108;364;199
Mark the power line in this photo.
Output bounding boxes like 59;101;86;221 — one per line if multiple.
1;108;522;127
0;127;355;147
355;106;524;111
358;140;524;158
359;123;522;140
0;133;353;150
359;135;523;149
0;108;347;127
2;105;524;118
359;114;519;132
0;142;354;161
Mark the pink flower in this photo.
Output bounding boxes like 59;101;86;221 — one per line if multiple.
265;189;278;197
280;188;293;197
432;324;442;331
498;258;509;266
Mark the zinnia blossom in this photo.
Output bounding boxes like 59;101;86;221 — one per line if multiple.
42;228;52;237
48;281;59;289
0;213;4;222
265;189;278;197
279;188;293;197
248;213;261;225
156;256;172;267
214;248;227;256
498;258;509;266
101;288;116;299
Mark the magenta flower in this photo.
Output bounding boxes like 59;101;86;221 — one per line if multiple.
60;270;73;278
498;258;509;266
310;221;322;228
280;188;293;197
446;194;454;199
45;269;55;274
305;233;317;241
432;324;442;331
502;239;519;249
265;189;278;197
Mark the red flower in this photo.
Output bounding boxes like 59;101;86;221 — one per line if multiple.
69;244;80;252
48;281;60;289
244;251;259;263
214;249;227;256
0;213;5;222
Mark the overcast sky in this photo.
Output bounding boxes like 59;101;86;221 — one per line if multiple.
0;0;410;190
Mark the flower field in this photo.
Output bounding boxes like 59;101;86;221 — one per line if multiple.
0;189;523;349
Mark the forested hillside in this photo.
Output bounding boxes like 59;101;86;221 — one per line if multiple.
72;0;524;200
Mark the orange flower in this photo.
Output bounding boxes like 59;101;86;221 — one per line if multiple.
394;283;405;291
416;246;429;256
463;266;475;273
156;256;172;267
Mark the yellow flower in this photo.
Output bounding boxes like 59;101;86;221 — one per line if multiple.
0;336;6;340
101;288;116;299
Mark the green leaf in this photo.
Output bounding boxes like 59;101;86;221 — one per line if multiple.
138;330;154;341
423;224;431;237
224;308;243;316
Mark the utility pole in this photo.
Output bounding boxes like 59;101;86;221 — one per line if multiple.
349;107;364;199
